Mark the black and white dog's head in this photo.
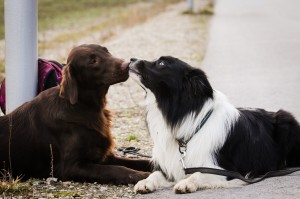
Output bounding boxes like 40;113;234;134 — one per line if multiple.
129;56;213;127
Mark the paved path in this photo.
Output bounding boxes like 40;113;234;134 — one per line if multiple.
202;0;300;120
137;0;300;198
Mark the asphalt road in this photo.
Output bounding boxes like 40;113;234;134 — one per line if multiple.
202;0;300;121
137;0;300;198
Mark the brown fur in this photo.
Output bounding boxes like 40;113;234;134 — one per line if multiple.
0;44;151;184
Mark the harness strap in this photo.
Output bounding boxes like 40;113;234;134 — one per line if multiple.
184;167;300;184
177;108;214;147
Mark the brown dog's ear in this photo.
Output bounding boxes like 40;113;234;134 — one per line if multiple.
59;65;78;104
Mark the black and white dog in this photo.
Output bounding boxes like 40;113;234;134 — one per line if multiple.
129;56;300;194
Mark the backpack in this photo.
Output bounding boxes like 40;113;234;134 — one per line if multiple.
0;59;63;114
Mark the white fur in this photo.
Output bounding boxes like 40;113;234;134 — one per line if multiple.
134;171;175;194
174;173;246;193
130;70;244;194
147;89;240;181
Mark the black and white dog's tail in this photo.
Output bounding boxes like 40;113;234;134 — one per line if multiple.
274;110;300;167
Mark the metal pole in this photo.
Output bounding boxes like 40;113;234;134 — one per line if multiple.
5;0;38;113
187;0;194;11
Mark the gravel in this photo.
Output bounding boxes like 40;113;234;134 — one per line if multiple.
1;2;211;198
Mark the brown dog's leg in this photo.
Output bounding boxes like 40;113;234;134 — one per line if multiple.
64;164;150;184
106;155;152;172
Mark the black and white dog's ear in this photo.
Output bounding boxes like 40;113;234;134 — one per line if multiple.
189;76;205;96
185;69;213;97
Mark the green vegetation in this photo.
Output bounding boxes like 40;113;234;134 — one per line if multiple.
124;134;139;142
0;1;3;40
52;190;81;198
0;61;4;73
199;3;214;15
0;179;30;195
0;170;30;195
37;0;149;36
0;0;181;40
0;0;144;40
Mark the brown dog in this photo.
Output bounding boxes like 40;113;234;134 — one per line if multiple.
0;44;151;184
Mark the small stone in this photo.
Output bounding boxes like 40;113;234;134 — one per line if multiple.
100;186;108;192
48;185;57;190
33;181;47;186
63;181;72;186
46;177;58;185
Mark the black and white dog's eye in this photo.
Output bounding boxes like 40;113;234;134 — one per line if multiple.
158;61;165;66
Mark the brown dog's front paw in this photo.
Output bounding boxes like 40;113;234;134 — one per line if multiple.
128;171;150;184
115;171;150;185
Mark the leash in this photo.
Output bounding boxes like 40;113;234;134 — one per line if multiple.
117;147;151;158
184;167;300;184
179;142;300;184
177;108;214;168
176;108;300;183
177;108;214;150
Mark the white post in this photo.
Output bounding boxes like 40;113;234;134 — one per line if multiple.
5;0;38;113
187;0;194;11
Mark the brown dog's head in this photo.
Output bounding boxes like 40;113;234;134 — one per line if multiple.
60;44;129;104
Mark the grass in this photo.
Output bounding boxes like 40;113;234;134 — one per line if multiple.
38;0;181;52
0;170;30;195
0;179;30;195
199;3;214;15
124;134;140;142
182;0;214;15
0;0;145;40
0;61;4;73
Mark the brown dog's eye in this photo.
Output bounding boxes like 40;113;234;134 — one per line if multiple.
89;54;97;64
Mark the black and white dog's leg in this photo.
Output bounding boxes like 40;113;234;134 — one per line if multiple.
174;172;246;194
134;171;175;194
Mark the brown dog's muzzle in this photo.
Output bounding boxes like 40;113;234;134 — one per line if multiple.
108;61;129;85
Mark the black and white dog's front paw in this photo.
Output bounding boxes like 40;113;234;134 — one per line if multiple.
134;179;157;194
134;171;175;194
173;176;198;194
174;172;246;194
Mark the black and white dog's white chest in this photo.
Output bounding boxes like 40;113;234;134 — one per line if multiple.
145;90;239;182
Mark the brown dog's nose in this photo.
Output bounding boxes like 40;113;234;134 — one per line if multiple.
121;62;129;70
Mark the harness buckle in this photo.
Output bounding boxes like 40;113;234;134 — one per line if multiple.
178;140;187;155
180;156;186;169
178;140;187;169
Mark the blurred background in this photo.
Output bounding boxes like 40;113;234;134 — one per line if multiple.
0;0;203;81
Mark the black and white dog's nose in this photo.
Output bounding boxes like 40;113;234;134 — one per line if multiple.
130;58;138;62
